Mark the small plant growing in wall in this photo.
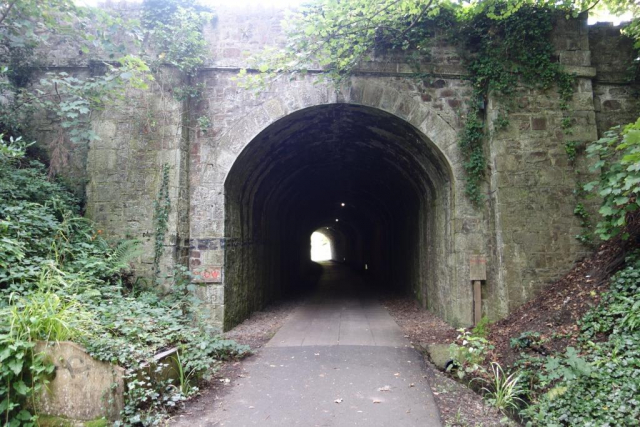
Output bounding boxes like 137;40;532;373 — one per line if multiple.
153;164;171;279
564;140;579;163
197;115;212;133
584;120;640;240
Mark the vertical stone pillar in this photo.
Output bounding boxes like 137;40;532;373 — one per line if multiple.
486;13;597;313
86;68;189;281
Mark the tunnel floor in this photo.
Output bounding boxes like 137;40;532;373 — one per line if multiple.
268;262;409;347
172;263;442;426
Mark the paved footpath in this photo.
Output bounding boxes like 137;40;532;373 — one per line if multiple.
173;263;442;427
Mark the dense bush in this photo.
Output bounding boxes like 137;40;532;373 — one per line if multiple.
0;137;248;426
585;119;640;240
521;255;640;426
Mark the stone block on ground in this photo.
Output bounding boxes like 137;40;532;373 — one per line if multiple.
35;341;125;422
426;343;452;371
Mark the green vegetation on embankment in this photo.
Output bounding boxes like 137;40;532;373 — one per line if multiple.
0;136;248;425
447;234;640;425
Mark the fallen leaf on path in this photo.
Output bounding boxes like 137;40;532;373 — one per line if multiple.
409;383;415;388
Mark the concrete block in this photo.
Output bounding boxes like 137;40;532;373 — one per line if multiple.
34;341;125;421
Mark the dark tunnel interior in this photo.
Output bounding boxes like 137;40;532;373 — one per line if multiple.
223;104;453;330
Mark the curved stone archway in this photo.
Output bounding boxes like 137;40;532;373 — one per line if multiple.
188;76;491;330
216;101;473;331
206;77;464;183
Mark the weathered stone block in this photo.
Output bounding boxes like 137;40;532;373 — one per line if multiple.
531;117;547;130
426;344;451;370
35;342;125;421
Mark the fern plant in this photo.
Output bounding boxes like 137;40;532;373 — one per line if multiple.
107;239;142;274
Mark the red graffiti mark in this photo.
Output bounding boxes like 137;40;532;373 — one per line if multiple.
194;267;222;283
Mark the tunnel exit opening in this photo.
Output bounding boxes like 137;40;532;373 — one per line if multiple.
223;104;454;330
310;230;332;262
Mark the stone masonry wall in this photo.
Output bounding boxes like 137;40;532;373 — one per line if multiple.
24;5;640;330
86;68;188;279
590;23;640;136
189;69;486;328
189;5;496;327
486;15;599;312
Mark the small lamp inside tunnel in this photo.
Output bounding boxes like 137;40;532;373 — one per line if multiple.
341;203;345;207
311;231;333;261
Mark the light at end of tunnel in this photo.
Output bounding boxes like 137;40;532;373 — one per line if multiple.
311;231;332;262
341;203;345;207
335;218;339;222
365;264;368;270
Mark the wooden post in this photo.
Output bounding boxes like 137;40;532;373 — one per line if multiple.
469;255;487;326
473;280;482;326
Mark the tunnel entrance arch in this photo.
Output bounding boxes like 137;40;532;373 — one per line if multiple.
222;103;461;330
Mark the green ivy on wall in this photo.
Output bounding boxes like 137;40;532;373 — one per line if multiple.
153;163;171;279
238;2;577;204
451;6;575;202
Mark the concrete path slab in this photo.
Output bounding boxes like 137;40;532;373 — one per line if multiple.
172;263;442;427
206;345;441;427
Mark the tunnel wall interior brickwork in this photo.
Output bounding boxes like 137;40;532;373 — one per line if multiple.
28;7;640;330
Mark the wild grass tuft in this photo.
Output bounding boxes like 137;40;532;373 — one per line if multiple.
6;291;94;342
480;362;526;414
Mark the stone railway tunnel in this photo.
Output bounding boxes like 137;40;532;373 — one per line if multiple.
223;104;454;329
188;72;482;330
33;6;640;331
